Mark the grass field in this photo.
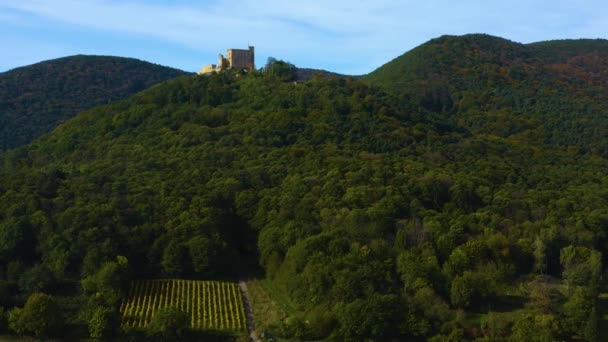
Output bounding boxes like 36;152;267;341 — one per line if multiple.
246;280;288;335
120;279;247;333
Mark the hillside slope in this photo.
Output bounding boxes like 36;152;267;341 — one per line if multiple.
0;35;607;340
0;67;606;340
295;67;352;81
0;55;187;151
365;34;608;154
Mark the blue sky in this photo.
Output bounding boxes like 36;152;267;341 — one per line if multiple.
0;0;607;75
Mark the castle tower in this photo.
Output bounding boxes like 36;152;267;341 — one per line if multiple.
199;46;254;74
224;47;254;70
218;54;228;69
248;46;255;69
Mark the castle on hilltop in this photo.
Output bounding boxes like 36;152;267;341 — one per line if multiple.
198;46;255;74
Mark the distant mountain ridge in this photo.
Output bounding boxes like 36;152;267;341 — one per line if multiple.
295;67;353;81
527;38;608;62
364;34;608;154
0;55;188;151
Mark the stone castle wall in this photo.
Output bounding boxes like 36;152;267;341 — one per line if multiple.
198;64;217;74
227;47;254;69
197;46;255;75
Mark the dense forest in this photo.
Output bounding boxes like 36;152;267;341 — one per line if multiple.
0;34;607;341
0;55;187;151
366;34;608;155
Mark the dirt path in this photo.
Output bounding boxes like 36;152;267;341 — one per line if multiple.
239;281;261;342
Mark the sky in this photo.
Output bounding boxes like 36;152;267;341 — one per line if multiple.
0;0;607;75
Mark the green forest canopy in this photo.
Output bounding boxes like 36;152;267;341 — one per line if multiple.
0;34;606;340
0;55;187;151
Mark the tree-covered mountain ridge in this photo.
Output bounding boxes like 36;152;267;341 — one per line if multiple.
365;33;608;155
0;34;606;341
0;55;188;152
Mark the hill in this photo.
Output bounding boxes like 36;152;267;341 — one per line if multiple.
365;34;608;155
295;67;352;81
0;55;187;151
528;38;608;62
0;36;606;341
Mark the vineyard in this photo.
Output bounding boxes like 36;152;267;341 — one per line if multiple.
120;279;247;333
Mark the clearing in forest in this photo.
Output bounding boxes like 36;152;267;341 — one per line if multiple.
120;279;247;333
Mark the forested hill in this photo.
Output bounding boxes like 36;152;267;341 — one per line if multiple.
0;55;188;151
0;35;606;341
365;34;608;155
295;67;351;81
